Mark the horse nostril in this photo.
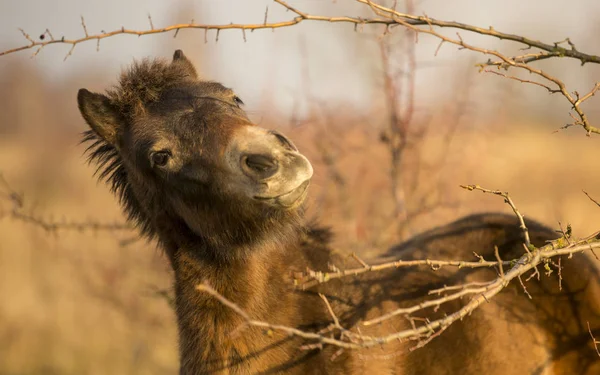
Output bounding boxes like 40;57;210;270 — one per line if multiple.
242;154;278;179
271;131;298;152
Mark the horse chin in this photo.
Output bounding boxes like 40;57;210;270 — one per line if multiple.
254;180;310;210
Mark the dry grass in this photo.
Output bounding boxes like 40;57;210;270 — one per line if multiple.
0;138;177;375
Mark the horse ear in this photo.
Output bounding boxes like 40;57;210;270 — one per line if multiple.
77;88;122;145
172;49;198;79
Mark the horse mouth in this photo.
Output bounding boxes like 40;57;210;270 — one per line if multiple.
254;180;310;209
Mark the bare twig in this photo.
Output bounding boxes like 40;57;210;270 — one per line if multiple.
351;252;370;268
460;185;531;248
198;235;600;351
0;172;132;233
356;0;600;65
4;0;595;65
557;257;562;291
362;280;495;326
517;274;532;299
494;246;505;279
483;69;559;93
196;282;360;350
298;184;597;293
584;190;600;208
80;16;89;37
1;1;392;57
4;210;133;233
297;256;512;290
428;281;493;295
589;321;600;357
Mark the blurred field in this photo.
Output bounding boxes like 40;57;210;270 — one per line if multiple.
2;39;600;375
0;138;177;375
2;122;600;374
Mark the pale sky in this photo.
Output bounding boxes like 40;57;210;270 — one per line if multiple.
1;0;599;118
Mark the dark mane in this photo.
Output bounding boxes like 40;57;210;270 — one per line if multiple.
80;57;195;239
107;58;196;117
81;129;154;238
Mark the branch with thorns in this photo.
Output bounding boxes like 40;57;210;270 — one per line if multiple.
460;184;531;247
2;0;599;135
3;0;598;65
361;1;600;136
584;190;600;208
296;252;512;290
198;235;600;351
192;183;600;352
0;172;132;233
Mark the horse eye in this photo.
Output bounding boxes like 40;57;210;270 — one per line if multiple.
151;151;170;167
233;96;244;106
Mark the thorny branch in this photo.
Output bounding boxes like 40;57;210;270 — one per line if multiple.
460;184;531;248
359;1;600;136
296;253;512;290
0;172;132;233
2;1;599;134
194;183;600;351
198;235;600;351
584;190;600;208
3;0;599;65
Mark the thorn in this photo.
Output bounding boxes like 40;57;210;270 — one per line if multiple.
80;16;88;37
264;6;269;25
63;45;75;61
45;28;55;41
148;14;154;30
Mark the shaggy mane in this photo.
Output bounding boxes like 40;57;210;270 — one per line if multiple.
107;57;196;117
81;57;195;238
82;129;155;238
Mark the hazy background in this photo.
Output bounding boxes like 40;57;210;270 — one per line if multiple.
1;1;600;374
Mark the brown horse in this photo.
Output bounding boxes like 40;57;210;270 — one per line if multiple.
77;49;600;374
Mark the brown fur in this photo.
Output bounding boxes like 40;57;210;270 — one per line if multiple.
77;50;600;374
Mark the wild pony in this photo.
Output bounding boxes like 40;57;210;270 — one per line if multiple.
77;50;600;374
